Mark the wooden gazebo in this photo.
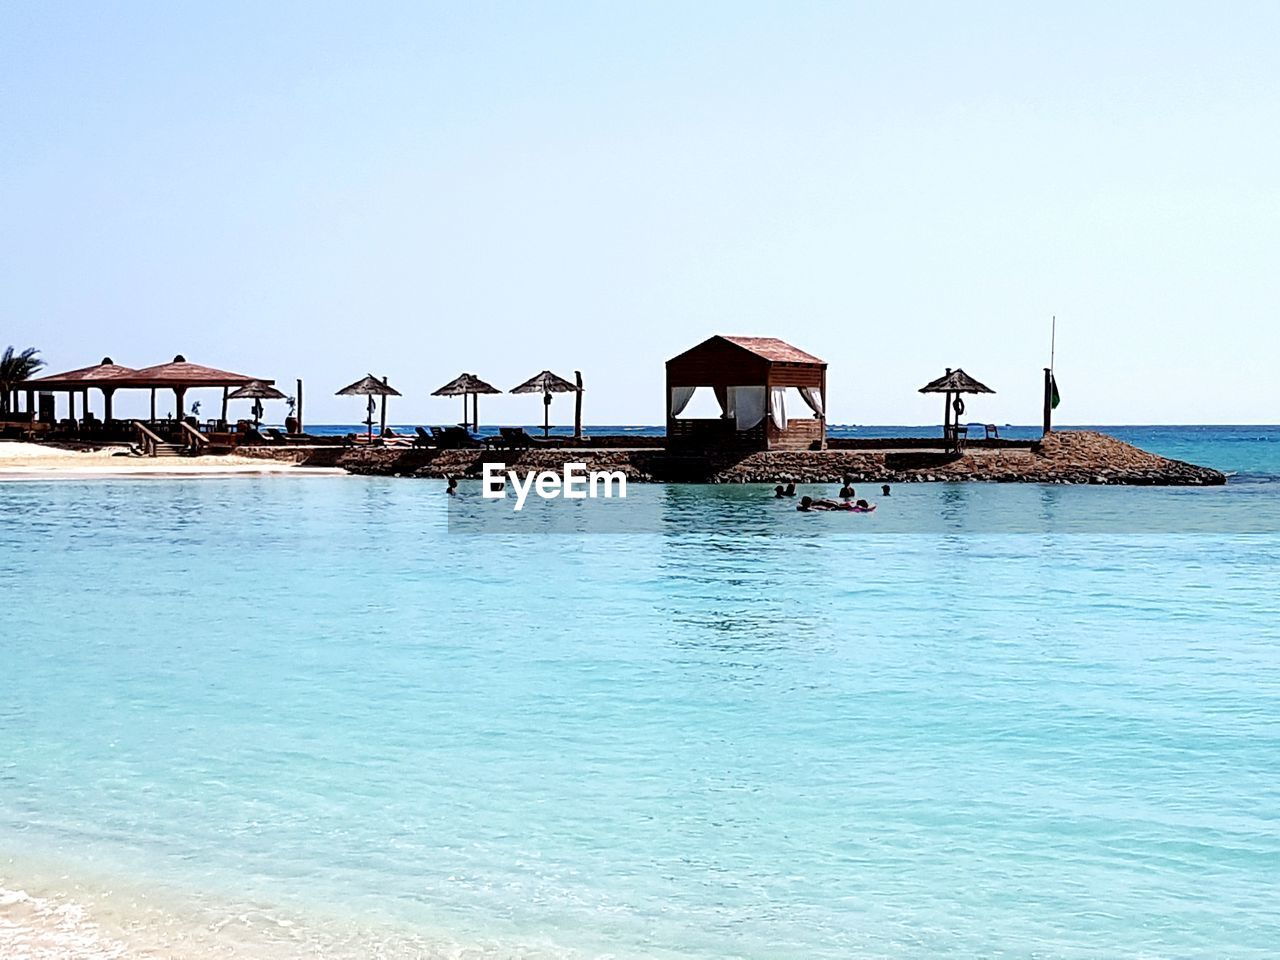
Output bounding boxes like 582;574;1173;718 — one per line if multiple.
24;357;137;424
28;354;274;429
666;336;827;451
105;355;269;423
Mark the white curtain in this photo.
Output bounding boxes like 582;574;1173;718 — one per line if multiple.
727;386;767;431
799;386;824;416
770;387;787;430
669;386;696;417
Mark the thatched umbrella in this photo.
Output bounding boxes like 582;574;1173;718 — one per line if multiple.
432;373;499;432
336;374;402;440
918;368;995;448
509;370;580;438
227;380;286;428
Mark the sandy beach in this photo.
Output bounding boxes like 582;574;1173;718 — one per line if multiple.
0;870;533;960
0;442;341;480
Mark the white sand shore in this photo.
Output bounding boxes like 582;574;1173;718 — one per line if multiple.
0;873;552;960
0;885;131;960
0;442;341;480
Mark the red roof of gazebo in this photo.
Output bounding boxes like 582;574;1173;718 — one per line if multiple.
719;336;825;365
27;358;137;389
106;355;269;388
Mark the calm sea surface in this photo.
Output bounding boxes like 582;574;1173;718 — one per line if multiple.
2;426;1279;958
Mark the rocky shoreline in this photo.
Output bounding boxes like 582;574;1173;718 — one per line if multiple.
241;431;1226;486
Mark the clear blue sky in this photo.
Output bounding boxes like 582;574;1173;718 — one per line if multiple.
3;1;1277;425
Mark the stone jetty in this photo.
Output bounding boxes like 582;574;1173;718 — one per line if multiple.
240;430;1226;486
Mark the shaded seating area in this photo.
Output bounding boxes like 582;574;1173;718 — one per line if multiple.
918;368;996;454
432;373;500;432
20;357;139;440
335;374;401;443
508;370;583;439
22;355;276;454
666;336;827;451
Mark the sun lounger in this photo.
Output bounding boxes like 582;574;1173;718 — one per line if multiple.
493;426;553;450
436;426;481;449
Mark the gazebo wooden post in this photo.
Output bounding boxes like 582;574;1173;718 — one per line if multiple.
68;390;76;424
25;389;35;418
820;364;828;450
103;387;115;424
150;388;156;423
574;371;583;440
941;368;952;447
221;387;229;426
665;365;672;438
82;389;90;424
174;387;187;422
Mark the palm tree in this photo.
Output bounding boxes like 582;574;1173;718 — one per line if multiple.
0;346;45;415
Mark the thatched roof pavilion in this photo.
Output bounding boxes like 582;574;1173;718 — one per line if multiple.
510;369;582;438
918;369;994;396
227;380;288;401
228;380;288;427
433;373;500;431
666;335;827;451
918;367;995;450
336;375;401;439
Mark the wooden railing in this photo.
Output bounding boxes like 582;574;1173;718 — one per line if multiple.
179;421;208;454
132;420;165;457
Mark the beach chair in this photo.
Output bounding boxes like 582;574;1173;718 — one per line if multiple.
414;426;434;448
438;426;481;449
984;424;1000;440
496;427;549;450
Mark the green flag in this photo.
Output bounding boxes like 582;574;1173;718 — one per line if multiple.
1050;373;1061;410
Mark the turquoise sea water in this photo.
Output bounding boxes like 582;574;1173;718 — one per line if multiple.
2;428;1279;958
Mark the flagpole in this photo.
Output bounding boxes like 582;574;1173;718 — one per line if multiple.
1050;314;1056;374
1043;315;1057;437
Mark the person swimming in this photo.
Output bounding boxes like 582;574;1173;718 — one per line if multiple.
881;484;891;496
774;485;787;498
799;495;876;513
838;474;855;499
784;482;796;497
798;496;852;512
445;475;458;495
